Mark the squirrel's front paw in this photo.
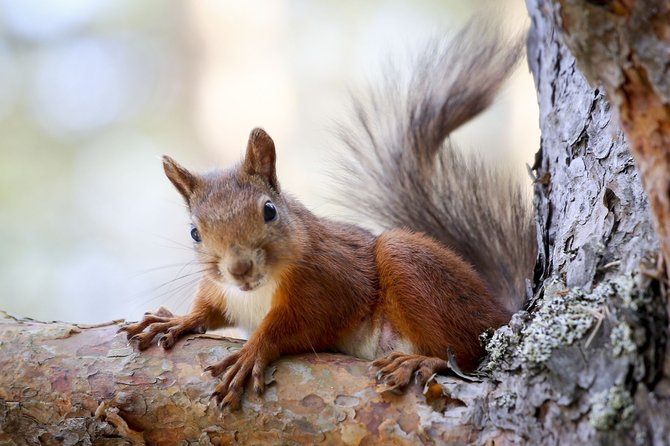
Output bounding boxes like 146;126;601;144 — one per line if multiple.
206;346;270;410
119;307;206;351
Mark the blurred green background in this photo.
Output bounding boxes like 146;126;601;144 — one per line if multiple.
0;0;538;324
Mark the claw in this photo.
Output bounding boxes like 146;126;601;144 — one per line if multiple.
253;382;264;395
207;347;270;411
211;390;227;408
447;347;481;382
371;352;455;394
218;394;228;408
375;381;403;394
122;309;204;352
415;370;423;384
204;364;223;377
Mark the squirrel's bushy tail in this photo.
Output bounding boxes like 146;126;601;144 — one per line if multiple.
336;18;535;312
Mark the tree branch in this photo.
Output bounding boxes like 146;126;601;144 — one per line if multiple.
0;312;494;444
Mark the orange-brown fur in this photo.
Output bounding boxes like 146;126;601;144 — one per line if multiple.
121;20;534;409
238;211;379;356
374;230;511;372
121;127;521;409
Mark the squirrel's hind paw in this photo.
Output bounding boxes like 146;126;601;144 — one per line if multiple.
372;353;451;394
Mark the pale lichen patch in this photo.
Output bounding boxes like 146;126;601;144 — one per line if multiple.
609;323;636;357
484;274;643;371
588;385;635;430
493;392;517;410
481;312;526;372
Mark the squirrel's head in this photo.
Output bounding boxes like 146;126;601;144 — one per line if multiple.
162;128;299;292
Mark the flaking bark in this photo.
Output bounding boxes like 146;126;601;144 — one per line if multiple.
3;1;670;444
555;0;670;278
470;1;669;444
0;312;494;445
549;4;670;427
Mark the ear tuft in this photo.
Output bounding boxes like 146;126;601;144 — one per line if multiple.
163;155;197;203
243;128;279;192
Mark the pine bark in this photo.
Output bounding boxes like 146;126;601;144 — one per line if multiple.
2;1;670;445
0;313;493;445
556;0;670;275
474;0;670;444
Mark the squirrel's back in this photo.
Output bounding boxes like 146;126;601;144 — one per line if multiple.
336;18;536;312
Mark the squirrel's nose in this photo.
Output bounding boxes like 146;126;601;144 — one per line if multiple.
228;259;253;278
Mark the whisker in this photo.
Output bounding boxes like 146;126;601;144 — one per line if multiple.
307;336;321;361
128;261;206;278
155;270;209;289
151;234;220;260
121;261;212;306
131;275;204;312
153;276;203;300
151;234;194;250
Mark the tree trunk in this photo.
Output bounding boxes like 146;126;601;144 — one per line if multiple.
2;1;670;445
556;0;670;275
474;0;669;444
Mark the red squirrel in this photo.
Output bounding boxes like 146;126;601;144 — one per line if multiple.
121;19;536;410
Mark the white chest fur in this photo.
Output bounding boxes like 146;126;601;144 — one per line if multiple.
336;317;416;360
221;280;277;333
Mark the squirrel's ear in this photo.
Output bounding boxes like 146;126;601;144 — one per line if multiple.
243;128;279;192
163;155;197;203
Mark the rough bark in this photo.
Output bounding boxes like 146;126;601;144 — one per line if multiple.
470;1;669;444
551;0;670;416
555;0;670;275
0;312;495;445
3;2;670;445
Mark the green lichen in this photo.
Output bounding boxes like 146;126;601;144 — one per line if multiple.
615;274;644;311
492;392;517;410
610;322;636;357
483;325;517;371
483;312;527;372
589;385;635;430
517;279;612;367
484;274;645;372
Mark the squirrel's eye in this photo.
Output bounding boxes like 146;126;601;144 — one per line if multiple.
263;201;277;222
190;225;202;243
